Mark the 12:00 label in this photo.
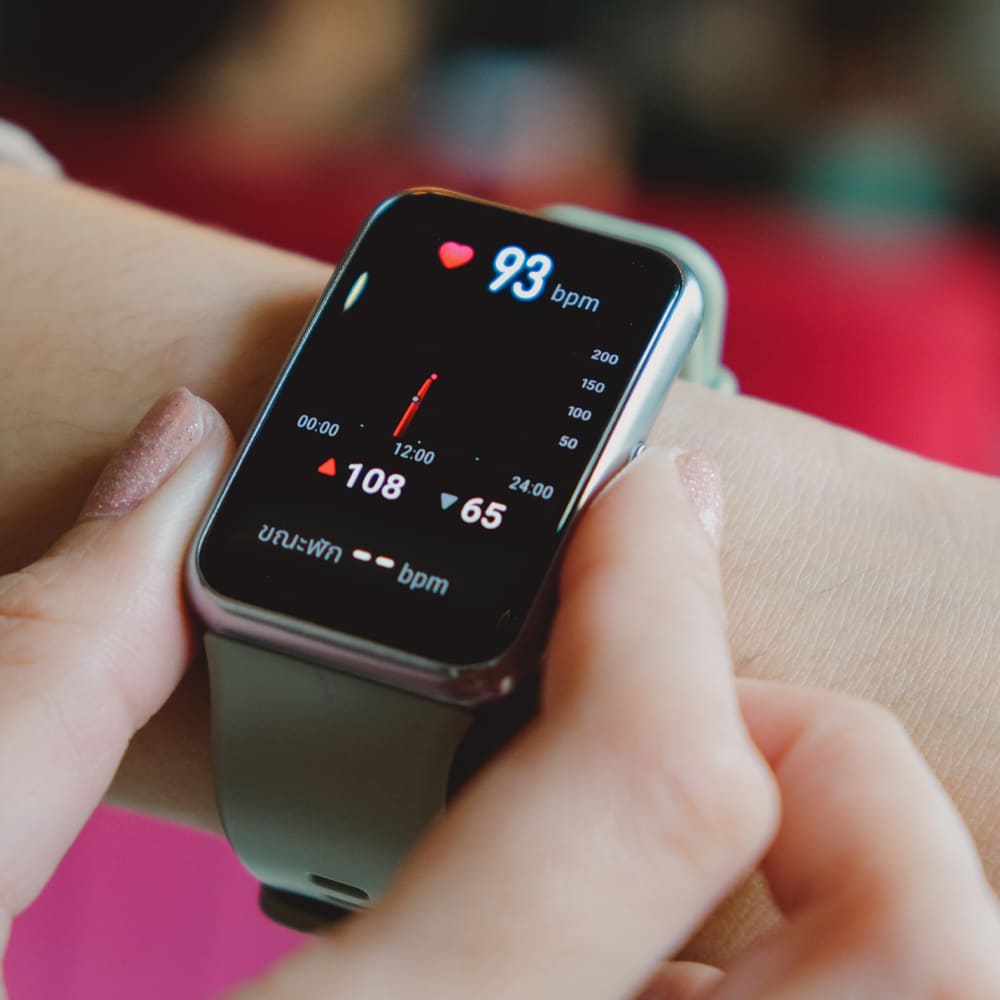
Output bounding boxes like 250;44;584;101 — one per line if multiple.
393;442;436;464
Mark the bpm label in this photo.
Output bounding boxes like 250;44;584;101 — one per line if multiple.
550;283;600;313
397;561;449;596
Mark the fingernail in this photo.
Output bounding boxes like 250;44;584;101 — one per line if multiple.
672;449;724;547
79;388;210;521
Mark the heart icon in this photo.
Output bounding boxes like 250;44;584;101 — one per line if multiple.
438;241;475;269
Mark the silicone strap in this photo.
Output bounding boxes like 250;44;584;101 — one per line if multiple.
207;633;473;914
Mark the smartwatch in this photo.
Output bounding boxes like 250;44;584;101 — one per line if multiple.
187;189;731;930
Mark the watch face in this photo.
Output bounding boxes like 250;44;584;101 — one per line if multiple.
196;190;683;667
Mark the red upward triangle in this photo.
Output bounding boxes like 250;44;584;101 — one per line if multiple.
317;458;337;477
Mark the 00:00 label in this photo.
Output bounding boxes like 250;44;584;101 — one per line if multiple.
297;414;340;437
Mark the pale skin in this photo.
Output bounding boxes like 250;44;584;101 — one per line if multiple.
0;165;998;983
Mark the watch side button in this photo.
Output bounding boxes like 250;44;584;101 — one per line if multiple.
629;441;646;462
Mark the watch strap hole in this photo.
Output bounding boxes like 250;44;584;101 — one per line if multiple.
309;872;370;905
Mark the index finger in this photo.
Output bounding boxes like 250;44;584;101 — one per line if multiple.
252;449;778;1000
727;679;1000;995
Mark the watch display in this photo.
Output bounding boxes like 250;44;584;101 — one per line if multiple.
195;190;684;666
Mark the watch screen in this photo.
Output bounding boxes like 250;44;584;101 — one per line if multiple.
197;190;683;666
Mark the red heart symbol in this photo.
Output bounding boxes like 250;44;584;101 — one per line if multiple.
438;241;475;269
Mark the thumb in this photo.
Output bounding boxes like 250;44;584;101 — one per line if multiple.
0;388;233;925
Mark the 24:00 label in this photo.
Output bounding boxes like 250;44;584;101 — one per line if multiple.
509;475;555;499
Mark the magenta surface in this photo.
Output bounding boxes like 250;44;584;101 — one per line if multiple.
5;808;300;999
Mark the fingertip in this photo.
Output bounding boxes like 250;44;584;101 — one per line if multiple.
548;446;729;709
674;449;725;549
558;446;706;594
637;960;724;1000
78;388;233;522
736;679;989;916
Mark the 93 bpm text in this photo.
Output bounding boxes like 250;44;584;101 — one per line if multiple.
489;245;600;314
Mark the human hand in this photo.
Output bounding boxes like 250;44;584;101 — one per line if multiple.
0;391;996;996
0;388;235;979
226;448;997;998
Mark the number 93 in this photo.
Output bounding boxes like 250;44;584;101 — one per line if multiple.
489;245;554;302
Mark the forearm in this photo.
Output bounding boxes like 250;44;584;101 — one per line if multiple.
0;166;327;571
2;169;996;897
651;386;1000;961
657;385;1000;863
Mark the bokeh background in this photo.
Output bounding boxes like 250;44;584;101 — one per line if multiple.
3;1;1000;996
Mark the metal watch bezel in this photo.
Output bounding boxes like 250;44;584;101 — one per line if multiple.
186;191;705;706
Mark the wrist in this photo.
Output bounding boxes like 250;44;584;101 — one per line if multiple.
654;381;1000;879
652;382;999;964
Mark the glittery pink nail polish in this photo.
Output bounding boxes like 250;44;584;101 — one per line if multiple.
79;388;208;521
675;449;725;547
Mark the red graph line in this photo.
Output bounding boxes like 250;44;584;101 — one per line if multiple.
393;373;438;438
393;400;419;438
